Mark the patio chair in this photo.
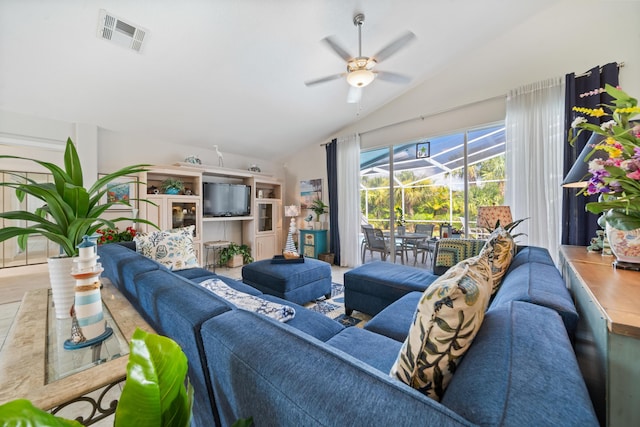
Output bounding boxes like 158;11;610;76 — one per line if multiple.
361;224;373;261
362;227;403;263
413;224;435;264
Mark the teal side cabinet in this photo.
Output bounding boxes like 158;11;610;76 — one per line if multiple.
300;229;327;259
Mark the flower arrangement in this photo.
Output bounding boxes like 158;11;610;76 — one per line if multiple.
570;84;640;230
96;226;137;244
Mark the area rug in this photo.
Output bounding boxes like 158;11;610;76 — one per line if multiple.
304;283;371;328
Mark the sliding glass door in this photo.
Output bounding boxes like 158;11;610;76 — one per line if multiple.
360;123;506;238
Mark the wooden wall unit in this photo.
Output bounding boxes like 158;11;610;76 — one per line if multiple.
139;167;203;263
140;165;282;263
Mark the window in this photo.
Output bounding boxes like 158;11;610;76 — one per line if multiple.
360;123;506;236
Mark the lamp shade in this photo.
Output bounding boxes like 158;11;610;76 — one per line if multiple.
347;69;375;87
562;132;608;188
476;206;513;230
284;205;299;217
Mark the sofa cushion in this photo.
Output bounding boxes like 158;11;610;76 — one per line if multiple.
134;225;199;271
442;301;597;426
97;243;161;299
174;268;263;295
261;294;344;342
390;253;493;401
507;245;555;273
489;261;578;335
199;278;296;322
480;226;516;293
130;268;233;427
201;310;472;427
364;291;422;342
326;327;403;373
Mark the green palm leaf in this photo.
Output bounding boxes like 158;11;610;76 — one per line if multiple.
115;328;193;427
0;399;82;426
0;138;157;256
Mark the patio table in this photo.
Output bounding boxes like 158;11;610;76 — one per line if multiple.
384;232;430;265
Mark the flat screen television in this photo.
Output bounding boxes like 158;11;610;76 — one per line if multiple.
203;182;251;217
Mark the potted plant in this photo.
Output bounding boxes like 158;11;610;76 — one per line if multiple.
161;178;185;195
569;84;640;264
219;243;254;267
0;137;156;319
310;199;328;230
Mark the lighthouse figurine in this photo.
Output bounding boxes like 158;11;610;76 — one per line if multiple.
64;235;112;349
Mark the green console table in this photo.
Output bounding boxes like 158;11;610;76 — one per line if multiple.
299;229;327;259
559;245;640;427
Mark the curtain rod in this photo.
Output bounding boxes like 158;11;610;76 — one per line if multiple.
574;62;624;78
321;94;506;146
360;94;506;137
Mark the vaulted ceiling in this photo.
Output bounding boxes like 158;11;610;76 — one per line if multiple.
0;0;561;159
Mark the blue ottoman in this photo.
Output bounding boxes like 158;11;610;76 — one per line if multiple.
241;258;332;305
344;261;438;316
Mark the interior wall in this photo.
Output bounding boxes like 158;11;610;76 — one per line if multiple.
0;109;72;171
97;128;283;179
283;0;640;219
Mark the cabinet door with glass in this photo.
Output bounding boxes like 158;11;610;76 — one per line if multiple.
168;197;201;240
257;201;277;234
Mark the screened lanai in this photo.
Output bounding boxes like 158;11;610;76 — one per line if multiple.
360;124;506;234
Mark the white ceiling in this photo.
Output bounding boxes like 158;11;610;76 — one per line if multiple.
0;0;561;159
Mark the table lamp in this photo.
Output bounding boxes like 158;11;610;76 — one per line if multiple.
477;206;513;230
284;205;300;253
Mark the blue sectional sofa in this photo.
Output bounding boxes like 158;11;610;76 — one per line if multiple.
98;242;597;426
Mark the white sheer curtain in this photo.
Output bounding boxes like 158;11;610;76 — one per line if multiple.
337;134;361;267
505;77;564;264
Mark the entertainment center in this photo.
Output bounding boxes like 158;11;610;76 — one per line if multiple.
138;164;282;263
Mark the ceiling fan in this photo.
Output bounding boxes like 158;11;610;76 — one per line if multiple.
305;13;416;103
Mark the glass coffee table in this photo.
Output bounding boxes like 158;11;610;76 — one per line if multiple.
0;279;154;425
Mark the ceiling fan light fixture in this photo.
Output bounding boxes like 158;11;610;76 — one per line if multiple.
347;69;375;87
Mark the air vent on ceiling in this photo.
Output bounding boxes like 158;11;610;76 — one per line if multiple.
97;9;148;53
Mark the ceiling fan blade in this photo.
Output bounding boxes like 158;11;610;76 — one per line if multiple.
322;36;354;62
372;31;416;63
375;70;412;84
347;86;362;104
304;73;345;86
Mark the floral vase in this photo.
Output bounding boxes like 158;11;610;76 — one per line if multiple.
605;223;640;265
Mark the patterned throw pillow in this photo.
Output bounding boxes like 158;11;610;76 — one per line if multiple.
479;226;516;293
199;278;296;322
134;225;199;271
390;253;493;401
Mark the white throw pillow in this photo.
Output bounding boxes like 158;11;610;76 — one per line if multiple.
134;225;199;270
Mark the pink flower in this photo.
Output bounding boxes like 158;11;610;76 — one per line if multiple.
627;170;640;180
